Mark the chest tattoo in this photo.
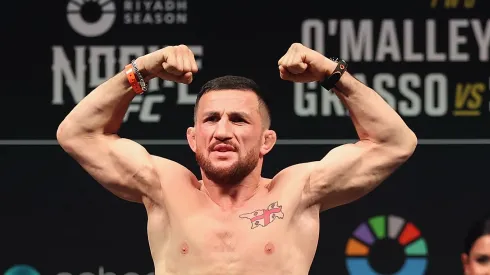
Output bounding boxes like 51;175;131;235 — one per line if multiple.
239;201;284;229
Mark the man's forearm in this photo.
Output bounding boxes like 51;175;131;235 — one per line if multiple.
330;66;416;147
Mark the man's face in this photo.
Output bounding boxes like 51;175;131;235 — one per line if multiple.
189;90;270;184
463;235;490;275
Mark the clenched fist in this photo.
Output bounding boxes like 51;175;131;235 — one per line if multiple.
278;43;336;83
136;45;198;84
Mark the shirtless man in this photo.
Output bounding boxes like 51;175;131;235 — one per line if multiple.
56;43;417;275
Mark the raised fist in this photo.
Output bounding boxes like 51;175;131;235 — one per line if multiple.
137;45;198;84
278;43;335;83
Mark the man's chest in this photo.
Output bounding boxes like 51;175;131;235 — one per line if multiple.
149;187;320;274
169;200;292;256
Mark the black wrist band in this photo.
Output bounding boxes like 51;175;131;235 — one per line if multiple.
320;58;348;91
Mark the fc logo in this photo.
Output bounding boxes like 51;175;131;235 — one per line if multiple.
66;0;116;37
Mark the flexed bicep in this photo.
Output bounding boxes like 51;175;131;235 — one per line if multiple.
304;141;412;211
56;45;200;206
62;135;162;204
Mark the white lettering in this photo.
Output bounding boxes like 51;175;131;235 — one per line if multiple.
124;94;169;123
471;19;490;61
294;83;317;116
164;13;175;24
293;82;346;117
403;20;424;61
154;1;164;11
449;19;470;61
424;73;448;116
376;20;401;61
328;19;338;36
293;72;448;117
177;13;187;24
165;0;175;10
398;74;422;116
302;18;485;62
426;19;446;61
340;19;373;61
355;73;447;117
89;46;116;87
124;0;132;11
123;0;187;11
176;1;187;10
124;96;142;122
177;84;195;104
139;95;166;122
52;45;204;107
52;46;86;105
301;19;325;54
123;13;187;25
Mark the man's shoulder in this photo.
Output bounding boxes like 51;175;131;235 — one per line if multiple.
267;162;316;191
150;155;199;182
151;155;186;169
274;162;316;179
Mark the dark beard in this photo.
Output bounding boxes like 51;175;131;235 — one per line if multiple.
196;147;259;186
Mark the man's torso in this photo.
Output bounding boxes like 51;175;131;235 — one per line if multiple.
146;158;321;275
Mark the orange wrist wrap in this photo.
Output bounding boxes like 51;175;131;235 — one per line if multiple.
125;64;144;94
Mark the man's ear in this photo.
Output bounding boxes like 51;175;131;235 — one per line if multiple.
260;130;277;156
187;127;196;153
461;253;469;275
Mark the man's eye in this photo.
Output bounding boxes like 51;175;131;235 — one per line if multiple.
231;117;245;123
204;116;218;122
476;255;490;264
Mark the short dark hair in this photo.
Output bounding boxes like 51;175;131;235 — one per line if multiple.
194;75;271;128
464;211;490;254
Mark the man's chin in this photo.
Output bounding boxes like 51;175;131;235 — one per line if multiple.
203;165;239;184
210;150;237;160
208;161;237;173
196;150;258;184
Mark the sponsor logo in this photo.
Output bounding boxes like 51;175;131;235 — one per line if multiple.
67;0;116;37
345;215;429;275
5;265;40;275
66;0;188;37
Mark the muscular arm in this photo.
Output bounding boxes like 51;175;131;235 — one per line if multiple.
56;59;163;205
304;62;417;211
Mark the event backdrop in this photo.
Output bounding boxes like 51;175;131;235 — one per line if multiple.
1;0;489;274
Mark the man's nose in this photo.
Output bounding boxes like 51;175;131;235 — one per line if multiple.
214;119;233;140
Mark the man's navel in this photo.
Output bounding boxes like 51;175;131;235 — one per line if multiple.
181;242;189;254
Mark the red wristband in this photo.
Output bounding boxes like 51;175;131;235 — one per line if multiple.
125;64;144;94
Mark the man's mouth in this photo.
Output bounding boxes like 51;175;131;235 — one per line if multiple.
212;144;235;152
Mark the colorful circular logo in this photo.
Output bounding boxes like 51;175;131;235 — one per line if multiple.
4;265;40;275
345;215;428;275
